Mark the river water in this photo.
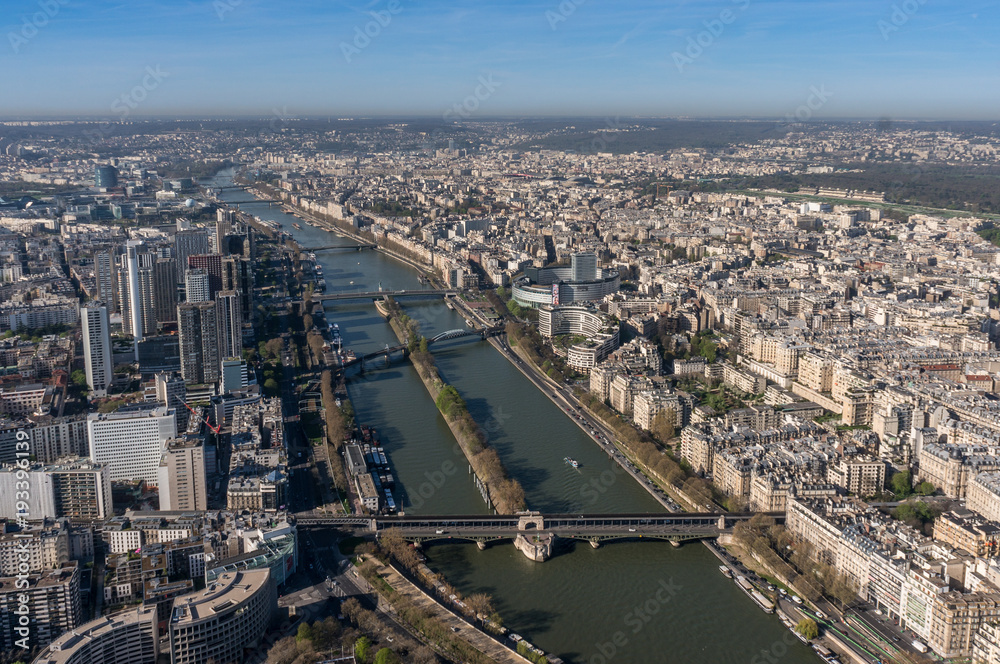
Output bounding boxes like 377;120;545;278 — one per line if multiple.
208;170;819;663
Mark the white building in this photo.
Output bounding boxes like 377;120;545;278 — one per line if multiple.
82;303;113;397
87;406;177;485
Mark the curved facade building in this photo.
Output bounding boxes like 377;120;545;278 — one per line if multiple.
512;252;619;309
168;569;275;664
539;305;620;372
33;605;158;664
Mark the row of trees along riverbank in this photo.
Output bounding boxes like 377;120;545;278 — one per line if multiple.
381;297;527;514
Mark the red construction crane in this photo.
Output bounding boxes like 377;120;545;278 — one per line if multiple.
175;396;221;435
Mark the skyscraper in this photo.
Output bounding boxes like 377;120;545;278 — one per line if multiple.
174;229;210;282
94;249;118;309
184;269;211;303
187;253;224;298
178;301;220;385
222;256;254;315
122;241;157;341
82;303;113;398
215;290;243;361
152;258;177;326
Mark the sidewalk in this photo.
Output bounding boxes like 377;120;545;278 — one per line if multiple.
370;560;533;664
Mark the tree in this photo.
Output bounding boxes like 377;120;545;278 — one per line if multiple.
71;369;87;387
651;409;675;442
891;470;913;498
264;378;279;395
355;636;372;662
795;618;819;640
374;648;400;664
915;481;936;496
464;592;496;619
295;622;314;644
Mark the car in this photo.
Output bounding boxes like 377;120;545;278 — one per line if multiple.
628;528;636;532
791;596;803;605
435;529;446;534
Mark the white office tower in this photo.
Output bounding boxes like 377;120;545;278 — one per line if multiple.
87;405;177;485
123;240;147;341
157;437;207;511
82;303;113;397
571;251;598;282
185;268;211;303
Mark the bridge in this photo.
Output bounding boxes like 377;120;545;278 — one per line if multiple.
338;325;504;371
295;512;781;560
313;289;457;302
305;244;378;252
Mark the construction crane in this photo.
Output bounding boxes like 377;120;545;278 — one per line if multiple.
175;396;221;435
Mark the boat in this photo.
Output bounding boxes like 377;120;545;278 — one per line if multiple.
564;457;580;469
719;565;733;578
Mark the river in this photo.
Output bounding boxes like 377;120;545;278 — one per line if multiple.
207;169;819;663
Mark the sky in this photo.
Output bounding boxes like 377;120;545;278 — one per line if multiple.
1;0;998;120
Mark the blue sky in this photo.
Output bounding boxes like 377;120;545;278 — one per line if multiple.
2;0;997;119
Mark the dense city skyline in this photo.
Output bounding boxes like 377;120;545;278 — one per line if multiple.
3;0;999;119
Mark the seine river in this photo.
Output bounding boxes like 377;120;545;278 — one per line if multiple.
209;170;818;663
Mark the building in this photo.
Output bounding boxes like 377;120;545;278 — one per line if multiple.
94;164;118;189
121;241;156;342
29;415;89;463
0;563;81;652
186;253;223;298
827;457;886;497
538;304;620;372
82;303;113;397
178;301;220;386
512;251;620;308
184;268;211;303
968;473;1000;523
215;291;243;361
94;249;117;309
153;258;178;326
168;569;275;664
0;520;70;575
32;604;158;664
934;510;1000;558
0;458;112;521
174;230;210;283
153;371;188;433
87;405;177;485
157;437;208;512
